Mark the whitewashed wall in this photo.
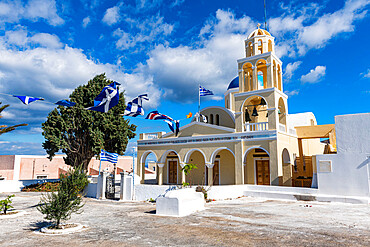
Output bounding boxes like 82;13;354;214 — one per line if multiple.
316;113;370;197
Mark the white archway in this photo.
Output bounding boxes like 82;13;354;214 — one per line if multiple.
243;146;270;164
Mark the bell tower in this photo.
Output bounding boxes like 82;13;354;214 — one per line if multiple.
237;25;283;92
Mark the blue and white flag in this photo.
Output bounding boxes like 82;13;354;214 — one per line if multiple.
13;95;44;105
199;86;214;96
100;149;119;164
55;100;76;107
87;81;120;113
122;94;149;117
165;120;180;136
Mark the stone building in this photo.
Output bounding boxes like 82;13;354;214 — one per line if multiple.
137;28;329;187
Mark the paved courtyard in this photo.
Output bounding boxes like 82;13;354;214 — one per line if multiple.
0;192;369;246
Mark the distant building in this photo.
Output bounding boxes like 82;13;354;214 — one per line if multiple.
0;155;135;180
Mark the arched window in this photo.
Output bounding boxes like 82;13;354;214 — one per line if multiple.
248;42;253;56
258;39;263;54
257;71;264;90
210;114;214;124
215;114;220;126
268;40;272;52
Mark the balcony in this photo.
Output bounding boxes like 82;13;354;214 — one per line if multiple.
244;122;268;132
139;132;165;140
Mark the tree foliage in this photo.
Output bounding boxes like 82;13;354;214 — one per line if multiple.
0;102;27;135
42;74;136;171
37;166;88;228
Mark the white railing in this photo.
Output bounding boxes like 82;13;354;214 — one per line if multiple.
140;132;165;140
279;123;286;132
244;122;268;132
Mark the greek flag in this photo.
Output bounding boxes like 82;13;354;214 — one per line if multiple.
87;81;120;113
122;94;149;117
13;95;44;105
100;149;119;164
199;86;214;96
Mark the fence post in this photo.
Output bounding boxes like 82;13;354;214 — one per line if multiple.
97;171;108;199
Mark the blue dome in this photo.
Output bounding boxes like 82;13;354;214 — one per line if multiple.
227;76;239;90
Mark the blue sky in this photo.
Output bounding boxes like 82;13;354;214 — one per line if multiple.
0;0;369;156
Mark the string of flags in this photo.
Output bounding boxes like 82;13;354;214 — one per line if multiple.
1;83;216;137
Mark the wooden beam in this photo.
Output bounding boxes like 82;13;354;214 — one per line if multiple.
297;138;305;169
295;124;335;139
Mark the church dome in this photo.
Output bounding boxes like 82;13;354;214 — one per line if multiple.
227;76;239;90
247;28;271;39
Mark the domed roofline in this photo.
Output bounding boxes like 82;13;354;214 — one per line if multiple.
247;28;272;39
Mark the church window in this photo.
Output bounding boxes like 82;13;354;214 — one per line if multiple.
210;114;214;124
258;39;263;54
258;71;264;89
215;114;220;126
268;40;272;52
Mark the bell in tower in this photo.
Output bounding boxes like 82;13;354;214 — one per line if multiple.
238;25;283;93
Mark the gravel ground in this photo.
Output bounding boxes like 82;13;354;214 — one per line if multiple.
0;192;369;247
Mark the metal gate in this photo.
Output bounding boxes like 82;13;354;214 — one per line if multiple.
105;174;115;199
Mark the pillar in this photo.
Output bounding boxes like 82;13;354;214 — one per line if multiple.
157;163;164;185
206;162;213;186
252;66;258;91
180;162;186;184
266;63;273;88
234;142;243;185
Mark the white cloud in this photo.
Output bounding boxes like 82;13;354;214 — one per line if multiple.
145;9;256;102
268;0;370;57
3;27;62;49
25;0;64;26
29;33;63;48
82;16;91;28
301;66;326;83
0;0;64;26
284;90;300;96
362;68;370;78
0;43;161;118
102;5;120;25
284;61;302;80
114;14;174;50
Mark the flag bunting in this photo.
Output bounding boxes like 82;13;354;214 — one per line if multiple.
145;111;174;121
122;94;149;117
13;95;44;105
87;81;120;113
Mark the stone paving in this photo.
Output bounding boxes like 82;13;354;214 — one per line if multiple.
0;192;369;246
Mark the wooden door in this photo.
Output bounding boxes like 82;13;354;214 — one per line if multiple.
256;160;270;185
213;160;220;185
168;160;177;184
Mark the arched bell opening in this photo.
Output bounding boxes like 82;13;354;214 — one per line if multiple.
256;59;267;90
278;97;287;131
242;62;253;91
241;95;269;131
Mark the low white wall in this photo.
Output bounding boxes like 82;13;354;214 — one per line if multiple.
0;180;23;193
134;184;177;201
0;179;59;193
316;153;369;197
85;183;98;198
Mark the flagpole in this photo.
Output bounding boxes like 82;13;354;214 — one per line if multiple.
198;84;200;122
98;150;102;174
